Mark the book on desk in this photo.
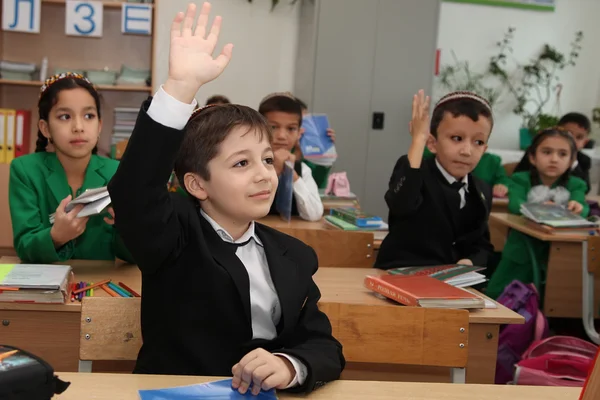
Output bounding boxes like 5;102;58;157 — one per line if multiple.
0;264;72;304
521;203;599;234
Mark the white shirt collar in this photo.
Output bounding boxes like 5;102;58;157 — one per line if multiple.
200;209;262;246
572;159;579;170
435;158;469;192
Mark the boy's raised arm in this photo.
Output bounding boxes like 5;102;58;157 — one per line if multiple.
108;2;233;271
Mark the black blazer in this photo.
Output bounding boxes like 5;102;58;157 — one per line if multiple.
374;156;493;270
108;99;344;393
514;150;591;193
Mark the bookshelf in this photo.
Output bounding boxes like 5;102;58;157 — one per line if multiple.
0;0;156;249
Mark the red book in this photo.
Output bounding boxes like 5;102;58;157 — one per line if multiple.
364;274;485;309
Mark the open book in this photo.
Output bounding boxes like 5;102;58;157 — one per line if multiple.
520;202;598;229
49;187;111;224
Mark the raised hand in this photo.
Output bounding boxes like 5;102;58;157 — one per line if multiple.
164;2;233;104
409;89;430;142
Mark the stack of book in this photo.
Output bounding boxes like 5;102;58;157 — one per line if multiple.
49;187;111;224
520;203;599;234
387;264;487;288
111;107;138;159
319;189;359;210
0;264;73;304
325;207;388;239
0;60;36;81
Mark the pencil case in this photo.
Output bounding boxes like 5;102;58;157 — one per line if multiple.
0;345;70;399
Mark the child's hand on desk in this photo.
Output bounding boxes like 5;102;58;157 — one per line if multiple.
50;195;89;248
568;200;584;214
493;184;508;198
457;259;473;266
103;207;115;226
231;348;295;395
163;2;233;104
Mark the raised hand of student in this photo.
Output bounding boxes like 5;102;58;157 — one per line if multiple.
50;195;89;248
407;89;431;168
231;348;295;395
103;207;115;226
164;2;233;104
274;149;295;176
567;200;584;215
493;184;509;198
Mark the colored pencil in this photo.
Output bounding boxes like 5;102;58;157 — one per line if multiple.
86;282;91;297
0;287;19;291
0;350;18;362
108;282;131;297
88;282;93;297
100;284;119;297
72;279;110;294
113;283;133;297
90;285;94;297
70;283;76;302
78;281;84;301
118;282;140;297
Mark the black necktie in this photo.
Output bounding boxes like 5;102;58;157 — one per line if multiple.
450;181;465;191
223;236;254;253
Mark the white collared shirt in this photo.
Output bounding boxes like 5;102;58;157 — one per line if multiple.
435;159;469;209
146;87;307;388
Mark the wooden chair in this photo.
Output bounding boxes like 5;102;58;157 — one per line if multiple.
319;302;470;383
78;297;142;372
276;227;374;267
503;162;519;177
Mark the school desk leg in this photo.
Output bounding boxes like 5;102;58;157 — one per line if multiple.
582;240;600;344
465;324;499;384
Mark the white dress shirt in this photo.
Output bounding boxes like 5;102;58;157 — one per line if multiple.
435;159;469;209
293;163;324;221
147;86;307;388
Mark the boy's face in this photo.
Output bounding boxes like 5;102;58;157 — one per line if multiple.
196;126;278;223
560;122;589;151
427;113;491;180
264;111;301;152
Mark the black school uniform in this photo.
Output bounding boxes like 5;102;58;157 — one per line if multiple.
107;97;344;394
514;150;591;193
374;156;493;270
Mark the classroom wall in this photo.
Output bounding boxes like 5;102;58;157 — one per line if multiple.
153;0;300;107
435;0;600;149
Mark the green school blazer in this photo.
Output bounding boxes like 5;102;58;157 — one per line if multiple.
486;171;589;299
9;152;134;264
423;148;511;188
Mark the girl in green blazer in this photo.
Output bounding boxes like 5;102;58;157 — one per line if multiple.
486;128;589;299
9;73;134;264
423;148;511;197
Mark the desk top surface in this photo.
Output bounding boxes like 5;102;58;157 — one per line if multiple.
0;258;522;324
490;212;589;242
54;373;582;400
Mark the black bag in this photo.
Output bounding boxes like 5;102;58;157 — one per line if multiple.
0;345;70;400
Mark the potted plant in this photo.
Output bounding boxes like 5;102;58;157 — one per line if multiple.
488;27;583;149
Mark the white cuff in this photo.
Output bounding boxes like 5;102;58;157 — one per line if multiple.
146;85;197;130
273;353;308;388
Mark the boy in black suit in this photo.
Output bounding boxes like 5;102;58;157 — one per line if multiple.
514;113;593;193
375;90;494;270
108;2;344;395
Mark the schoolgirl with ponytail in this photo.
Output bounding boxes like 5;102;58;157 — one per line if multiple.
8;72;134;263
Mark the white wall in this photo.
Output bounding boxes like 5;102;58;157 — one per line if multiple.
436;0;600;149
153;0;300;108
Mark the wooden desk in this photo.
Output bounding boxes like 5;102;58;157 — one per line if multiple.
54;372;582;400
0;258;522;384
315;267;523;384
259;216;386;250
490;212;600;344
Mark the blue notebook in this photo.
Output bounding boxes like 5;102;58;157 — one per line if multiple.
299;113;337;167
138;378;277;400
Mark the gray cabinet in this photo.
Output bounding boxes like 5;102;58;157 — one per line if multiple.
295;0;440;219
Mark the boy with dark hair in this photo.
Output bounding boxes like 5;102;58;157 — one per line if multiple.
514;112;593;192
375;90;494;270
108;2;344;395
258;93;324;221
